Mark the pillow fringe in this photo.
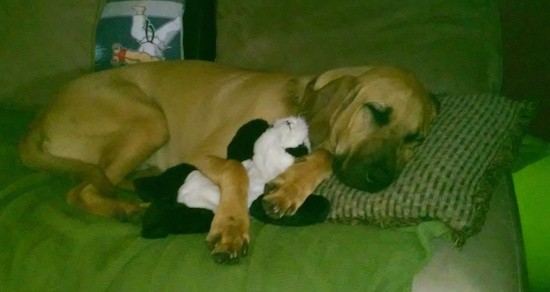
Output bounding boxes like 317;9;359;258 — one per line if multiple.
452;98;537;246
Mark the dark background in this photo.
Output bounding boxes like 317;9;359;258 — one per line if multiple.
499;0;550;141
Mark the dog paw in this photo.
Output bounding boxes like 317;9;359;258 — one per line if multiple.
206;214;250;264
262;182;306;219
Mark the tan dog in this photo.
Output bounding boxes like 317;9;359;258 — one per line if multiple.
19;60;438;264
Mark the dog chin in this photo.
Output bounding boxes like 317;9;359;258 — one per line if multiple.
332;156;394;193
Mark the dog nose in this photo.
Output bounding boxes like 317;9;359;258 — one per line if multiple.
365;167;392;192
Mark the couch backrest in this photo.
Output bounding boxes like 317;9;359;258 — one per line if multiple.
217;0;503;95
0;0;101;108
0;0;503;109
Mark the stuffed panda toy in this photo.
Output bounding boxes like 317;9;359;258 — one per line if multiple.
134;116;330;239
178;116;311;211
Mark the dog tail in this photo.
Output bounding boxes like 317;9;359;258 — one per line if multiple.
18;121;115;195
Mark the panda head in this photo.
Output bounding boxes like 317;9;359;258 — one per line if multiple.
271;116;311;150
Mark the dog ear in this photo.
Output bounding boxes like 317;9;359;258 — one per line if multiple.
304;75;359;114
312;66;374;90
301;75;359;147
301;76;356;116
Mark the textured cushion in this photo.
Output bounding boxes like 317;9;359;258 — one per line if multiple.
315;94;535;245
94;0;216;71
94;0;186;71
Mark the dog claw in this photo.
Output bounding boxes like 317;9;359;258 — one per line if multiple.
241;242;248;256
212;252;240;265
211;241;248;265
262;197;299;219
262;200;282;219
206;225;249;264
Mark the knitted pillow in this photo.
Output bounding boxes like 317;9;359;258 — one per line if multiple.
315;94;535;245
93;0;215;71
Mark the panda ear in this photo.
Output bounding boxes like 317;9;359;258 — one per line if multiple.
227;119;270;161
285;144;310;158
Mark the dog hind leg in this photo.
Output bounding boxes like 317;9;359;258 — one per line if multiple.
66;91;170;222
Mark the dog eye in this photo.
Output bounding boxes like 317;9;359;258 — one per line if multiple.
364;102;392;126
404;132;425;145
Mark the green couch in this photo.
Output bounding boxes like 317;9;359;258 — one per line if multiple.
1;0;542;290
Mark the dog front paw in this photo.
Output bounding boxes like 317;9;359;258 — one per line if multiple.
262;181;307;219
206;213;250;264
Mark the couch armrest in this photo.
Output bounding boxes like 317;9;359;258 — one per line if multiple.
413;174;528;291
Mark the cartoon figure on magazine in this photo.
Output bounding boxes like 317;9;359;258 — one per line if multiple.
111;6;182;66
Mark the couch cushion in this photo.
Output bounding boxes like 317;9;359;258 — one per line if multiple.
93;0;216;71
414;175;526;291
216;0;502;94
94;0;186;71
0;107;448;290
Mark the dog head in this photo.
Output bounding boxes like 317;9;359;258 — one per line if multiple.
299;66;438;192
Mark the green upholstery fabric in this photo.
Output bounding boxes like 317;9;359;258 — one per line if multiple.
513;154;550;291
0;108;448;291
216;0;502;94
0;0;100;108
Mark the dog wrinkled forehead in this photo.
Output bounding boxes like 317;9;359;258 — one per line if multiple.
271;116;310;149
311;66;375;91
